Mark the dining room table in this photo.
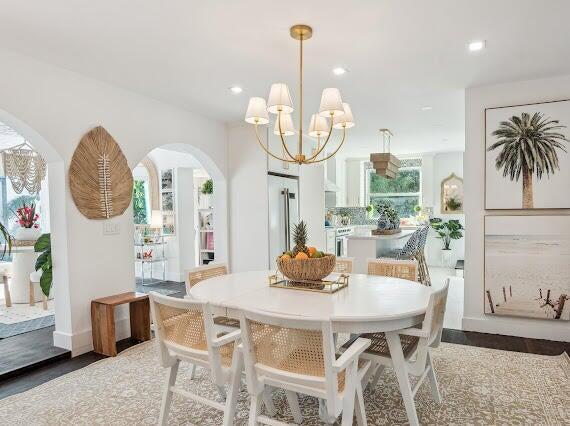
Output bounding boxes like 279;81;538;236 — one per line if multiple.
189;269;434;363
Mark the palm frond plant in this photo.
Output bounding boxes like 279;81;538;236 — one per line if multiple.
430;218;464;250
488;112;568;208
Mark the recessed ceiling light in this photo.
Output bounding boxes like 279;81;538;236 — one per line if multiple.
229;86;243;94
468;40;485;52
332;67;347;76
421;106;433;111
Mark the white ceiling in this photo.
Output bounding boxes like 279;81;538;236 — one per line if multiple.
1;1;570;156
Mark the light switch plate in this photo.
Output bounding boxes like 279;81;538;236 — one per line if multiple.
103;221;120;235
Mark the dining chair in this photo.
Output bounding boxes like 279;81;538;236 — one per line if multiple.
185;263;239;328
342;279;449;426
334;257;354;274
149;292;243;426
409;225;431;286
367;258;418;282
239;308;372;426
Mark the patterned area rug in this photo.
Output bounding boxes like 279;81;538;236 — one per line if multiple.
0;300;55;338
0;341;568;425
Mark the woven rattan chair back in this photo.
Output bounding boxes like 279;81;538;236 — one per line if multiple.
367;258;418;282
396;228;421;260
334;257;354;274
186;263;228;294
155;302;208;351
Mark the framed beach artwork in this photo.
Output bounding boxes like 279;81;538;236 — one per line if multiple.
485;99;570;209
484;215;570;321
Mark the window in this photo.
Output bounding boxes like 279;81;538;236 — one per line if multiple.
366;158;421;218
132;180;149;224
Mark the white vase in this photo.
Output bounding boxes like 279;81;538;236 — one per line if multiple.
15;227;41;241
441;249;454;267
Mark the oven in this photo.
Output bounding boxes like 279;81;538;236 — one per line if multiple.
335;227;353;257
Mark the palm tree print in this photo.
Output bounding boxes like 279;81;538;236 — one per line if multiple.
488;112;568;208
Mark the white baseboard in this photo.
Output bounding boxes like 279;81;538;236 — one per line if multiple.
53;317;132;356
462;316;570;342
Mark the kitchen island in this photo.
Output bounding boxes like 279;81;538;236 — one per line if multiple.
347;229;414;273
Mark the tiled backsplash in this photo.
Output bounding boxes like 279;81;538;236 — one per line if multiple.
326;207;377;226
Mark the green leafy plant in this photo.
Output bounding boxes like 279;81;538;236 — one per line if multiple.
488;112;568;208
430;218;464;250
132;180;148;224
414;205;422;214
34;233;52;297
201;179;213;195
0;221;12;260
445;197;462;211
374;199;399;223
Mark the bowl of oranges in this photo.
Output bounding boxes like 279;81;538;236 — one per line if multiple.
277;221;336;281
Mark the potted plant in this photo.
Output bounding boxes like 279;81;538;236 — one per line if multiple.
374;200;400;231
13;202;41;241
200;178;213;209
430;218;464;266
34;233;53;297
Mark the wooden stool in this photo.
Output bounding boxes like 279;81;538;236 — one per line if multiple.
91;292;151;356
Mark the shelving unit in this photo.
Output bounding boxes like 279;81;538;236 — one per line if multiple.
197;197;215;265
135;234;167;285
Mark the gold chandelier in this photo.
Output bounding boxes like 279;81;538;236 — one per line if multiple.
244;24;355;165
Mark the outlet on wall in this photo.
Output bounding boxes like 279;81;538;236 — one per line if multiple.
103;221;120;235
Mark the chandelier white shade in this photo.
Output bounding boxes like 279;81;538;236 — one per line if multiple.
308;114;329;137
267;83;294;114
333;103;355;129
274;113;295;136
245;97;269;124
318;88;345;117
243;24;354;165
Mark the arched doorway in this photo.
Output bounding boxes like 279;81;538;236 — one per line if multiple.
130;143;227;296
0;109;70;371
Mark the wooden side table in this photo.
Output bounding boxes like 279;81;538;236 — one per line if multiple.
91;292;151;356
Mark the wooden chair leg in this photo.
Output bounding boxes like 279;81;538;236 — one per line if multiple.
355;380;367;426
248;392;263;426
426;351;441;403
42;293;48;310
386;332;420;426
29;280;35;306
223;348;243;426
159;360;179;426
3;275;11;307
341;362;357;426
262;386;276;416
285;390;303;424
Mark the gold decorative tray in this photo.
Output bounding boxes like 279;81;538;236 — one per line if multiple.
268;273;349;294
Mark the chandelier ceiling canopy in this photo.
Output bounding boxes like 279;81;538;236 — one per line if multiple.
244;24;355;165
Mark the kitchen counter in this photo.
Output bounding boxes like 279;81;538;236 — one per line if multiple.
348;229;415;240
347;228;414;273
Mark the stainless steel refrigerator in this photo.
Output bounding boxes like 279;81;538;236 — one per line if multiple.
268;173;300;268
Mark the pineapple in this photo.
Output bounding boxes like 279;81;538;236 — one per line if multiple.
291;220;310;257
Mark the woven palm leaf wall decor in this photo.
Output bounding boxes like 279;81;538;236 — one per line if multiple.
69;126;133;219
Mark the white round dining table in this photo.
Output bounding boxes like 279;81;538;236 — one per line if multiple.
190;270;433;334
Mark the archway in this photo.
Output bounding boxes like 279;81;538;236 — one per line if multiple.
130;143;228;293
0;108;70;360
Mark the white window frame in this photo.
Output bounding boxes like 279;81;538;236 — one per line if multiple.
365;160;422;217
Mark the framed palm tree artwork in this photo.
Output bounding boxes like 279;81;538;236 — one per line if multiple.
485;99;570;209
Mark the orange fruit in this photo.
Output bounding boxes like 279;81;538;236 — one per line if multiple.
295;252;309;260
280;254;292;260
308;246;317;256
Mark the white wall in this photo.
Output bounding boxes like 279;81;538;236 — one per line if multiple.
464;74;570;342
0;49;228;355
228;124;269;272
